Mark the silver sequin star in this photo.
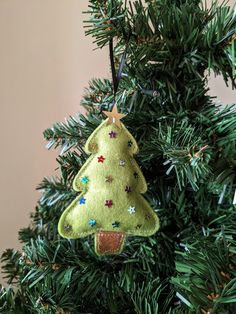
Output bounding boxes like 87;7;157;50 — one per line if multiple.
128;206;136;214
119;160;126;167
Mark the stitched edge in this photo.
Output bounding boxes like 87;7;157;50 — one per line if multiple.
95;231;126;254
73;119;147;194
58;118;160;239
58;195;160;238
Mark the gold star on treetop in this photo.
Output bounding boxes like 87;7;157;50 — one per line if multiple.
103;104;126;128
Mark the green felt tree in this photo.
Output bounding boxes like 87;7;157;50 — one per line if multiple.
1;0;236;313
58;107;159;255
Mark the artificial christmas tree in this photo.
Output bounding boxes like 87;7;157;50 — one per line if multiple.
0;0;236;313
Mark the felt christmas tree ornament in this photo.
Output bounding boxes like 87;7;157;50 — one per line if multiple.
58;105;160;255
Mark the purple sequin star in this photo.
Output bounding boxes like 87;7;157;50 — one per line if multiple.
109;130;117;138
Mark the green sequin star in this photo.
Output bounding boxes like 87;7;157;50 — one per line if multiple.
112;221;120;228
128;140;133;147
63;224;72;232
80;176;89;184
88;219;96;227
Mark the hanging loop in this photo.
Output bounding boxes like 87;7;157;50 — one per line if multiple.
109;33;131;105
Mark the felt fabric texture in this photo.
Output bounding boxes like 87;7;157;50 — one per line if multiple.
58;118;160;253
95;231;126;255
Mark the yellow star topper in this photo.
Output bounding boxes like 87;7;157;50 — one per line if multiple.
103;104;126;128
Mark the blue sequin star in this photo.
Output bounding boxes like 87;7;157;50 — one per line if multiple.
88;219;96;227
80;176;89;184
79;197;86;205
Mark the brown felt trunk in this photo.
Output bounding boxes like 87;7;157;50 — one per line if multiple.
95;231;126;255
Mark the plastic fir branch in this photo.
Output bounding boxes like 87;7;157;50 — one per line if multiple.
36;177;76;208
84;0;129;48
43;114;105;155
0;285;17;314
172;213;236;313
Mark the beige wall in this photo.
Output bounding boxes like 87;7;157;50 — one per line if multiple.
0;0;109;265
0;0;235;282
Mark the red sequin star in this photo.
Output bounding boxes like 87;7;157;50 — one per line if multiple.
97;155;105;163
105;200;113;208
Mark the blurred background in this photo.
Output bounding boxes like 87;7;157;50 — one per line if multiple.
0;0;235;282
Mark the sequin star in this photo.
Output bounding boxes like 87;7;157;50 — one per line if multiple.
105;200;113;208
112;221;120;228
128;140;133;147
105;175;113;183
97;155;105;163
79;197;86;205
125;186;132;193
103;104;126;128
89;142;98;151
88;219;96;227
63;224;72;232
109;131;117;138
80;176;89;184
128;206;136;214
145;213;152;220
119;160;126;167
